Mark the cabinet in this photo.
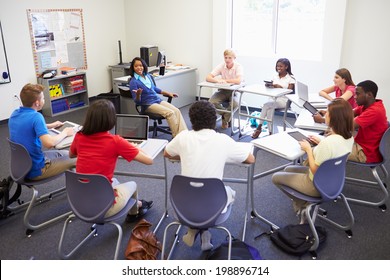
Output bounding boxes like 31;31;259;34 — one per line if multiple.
38;72;89;117
109;64;131;93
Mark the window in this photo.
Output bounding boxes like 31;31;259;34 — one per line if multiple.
232;0;326;60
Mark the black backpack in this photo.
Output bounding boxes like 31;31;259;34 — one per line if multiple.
0;176;21;219
205;238;262;260
256;224;327;258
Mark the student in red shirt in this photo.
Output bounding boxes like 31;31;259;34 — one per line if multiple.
69;99;154;222
349;80;388;163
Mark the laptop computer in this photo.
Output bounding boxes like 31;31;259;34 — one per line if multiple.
115;114;149;148
48;121;81;149
295;81;328;107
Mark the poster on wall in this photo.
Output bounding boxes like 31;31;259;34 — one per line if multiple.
0;21;11;84
26;9;88;77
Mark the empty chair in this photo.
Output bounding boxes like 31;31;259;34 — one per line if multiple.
345;126;390;211
277;153;354;258
7;138;71;237
161;175;232;260
58;171;137;260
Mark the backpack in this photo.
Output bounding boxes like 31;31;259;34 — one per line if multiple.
125;218;161;260
0;176;20;219
206;238;262;260
268;224;327;257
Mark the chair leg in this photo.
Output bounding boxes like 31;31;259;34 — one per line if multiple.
23;185;72;237
345;166;389;209
214;226;232;260
318;194;354;238
58;214;97;259
161;221;182;260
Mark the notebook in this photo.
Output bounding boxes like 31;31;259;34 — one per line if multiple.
115;114;149;148
48;121;81;149
303;101;319;115
288;131;316;147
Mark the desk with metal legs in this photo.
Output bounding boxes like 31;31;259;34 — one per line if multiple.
247;130;310;233
237;84;292;136
197;81;243;135
114;138;169;234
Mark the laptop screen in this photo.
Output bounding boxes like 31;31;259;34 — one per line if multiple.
115;114;149;140
303;101;318;115
296;81;309;101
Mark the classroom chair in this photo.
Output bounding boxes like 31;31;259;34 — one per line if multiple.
161;175;233;260
7;138;71;237
276;153;354;259
58;171;137;260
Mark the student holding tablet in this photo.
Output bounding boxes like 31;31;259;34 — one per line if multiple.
252;58;295;138
272;98;354;223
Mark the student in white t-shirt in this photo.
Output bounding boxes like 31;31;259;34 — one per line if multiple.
164;100;255;251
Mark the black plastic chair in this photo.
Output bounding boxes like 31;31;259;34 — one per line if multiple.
345;126;390;211
161;175;232;260
7;138;71;237
58;171;137;259
277;153;354;258
119;76;172;137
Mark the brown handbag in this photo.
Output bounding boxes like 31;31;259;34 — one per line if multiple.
125;218;161;260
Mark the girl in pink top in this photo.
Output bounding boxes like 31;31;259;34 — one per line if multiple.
319;68;357;108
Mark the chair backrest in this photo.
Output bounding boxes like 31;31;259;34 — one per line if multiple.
65;171;115;224
7;138;33;184
170;175;228;229
378;126;390;164
313;153;349;201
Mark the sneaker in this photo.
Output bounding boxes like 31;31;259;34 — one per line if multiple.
182;228;200;247
126;200;153;223
200;230;213;251
139;199;153;210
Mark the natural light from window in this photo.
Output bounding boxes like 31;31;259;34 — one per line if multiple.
232;0;326;61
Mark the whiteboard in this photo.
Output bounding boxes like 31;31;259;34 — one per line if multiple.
0;21;11;84
27;9;88;77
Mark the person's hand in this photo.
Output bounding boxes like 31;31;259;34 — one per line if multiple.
299;139;311;152
312;113;325;123
217;79;226;84
132;88;143;96
307;135;321;145
171;92;179;98
47;121;63;129
318;110;327;116
63;127;75;137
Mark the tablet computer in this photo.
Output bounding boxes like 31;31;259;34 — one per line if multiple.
303;101;319;115
288;131;316;147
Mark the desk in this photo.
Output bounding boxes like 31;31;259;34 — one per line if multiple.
247;129;312;231
294;109;328;131
197;81;243;134
114;68;197;108
114;138;169;233
237;84;292;135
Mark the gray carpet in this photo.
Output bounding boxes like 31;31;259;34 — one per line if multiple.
1;103;390;260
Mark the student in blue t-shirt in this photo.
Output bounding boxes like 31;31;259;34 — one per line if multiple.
8;83;76;180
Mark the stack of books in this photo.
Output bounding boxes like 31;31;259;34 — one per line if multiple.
60;67;77;75
64;75;85;93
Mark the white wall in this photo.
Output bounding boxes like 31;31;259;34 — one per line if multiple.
0;0;126;121
341;0;390;115
124;0;212;95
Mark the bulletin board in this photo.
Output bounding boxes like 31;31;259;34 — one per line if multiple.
27;9;88;77
0;21;11;84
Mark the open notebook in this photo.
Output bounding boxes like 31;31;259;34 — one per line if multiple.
115;114;149;148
